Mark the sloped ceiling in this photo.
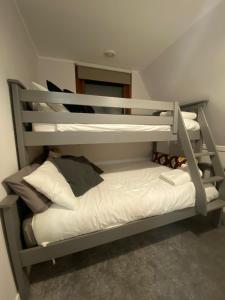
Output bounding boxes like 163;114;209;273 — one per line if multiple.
16;0;219;70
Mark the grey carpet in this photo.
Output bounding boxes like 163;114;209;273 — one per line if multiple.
29;215;225;300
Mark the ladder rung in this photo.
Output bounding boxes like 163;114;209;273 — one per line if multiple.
207;199;225;212
194;152;215;158
202;176;224;184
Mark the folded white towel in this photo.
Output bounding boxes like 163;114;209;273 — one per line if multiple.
160;169;191;186
160;111;197;120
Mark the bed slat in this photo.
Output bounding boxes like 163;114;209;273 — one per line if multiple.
24;131;177;146
19;90;174;111
22;111;173;125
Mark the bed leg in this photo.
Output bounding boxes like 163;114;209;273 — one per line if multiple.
12;265;30;300
1;204;30;300
211;208;224;228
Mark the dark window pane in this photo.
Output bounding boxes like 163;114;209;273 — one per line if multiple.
85;80;124;114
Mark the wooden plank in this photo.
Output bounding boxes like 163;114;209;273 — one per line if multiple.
181;100;208;109
22;111;173;125
20;206;196;267
202;176;224;184
207;199;225;212
19;90;174;111
172;101;179;134
194;152;215;158
24;131;177;146
188;130;200;140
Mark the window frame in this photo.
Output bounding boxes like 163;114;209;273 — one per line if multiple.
75;65;132;114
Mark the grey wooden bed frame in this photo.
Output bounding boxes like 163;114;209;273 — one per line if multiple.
1;80;225;300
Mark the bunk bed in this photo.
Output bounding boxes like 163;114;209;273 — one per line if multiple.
1;80;225;300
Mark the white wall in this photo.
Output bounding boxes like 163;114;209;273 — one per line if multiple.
38;57;150;98
38;57;75;91
0;1;38;299
142;0;225;147
38;57;152;162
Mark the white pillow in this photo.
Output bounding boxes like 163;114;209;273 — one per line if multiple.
24;161;79;210
160;111;197;120
31;86;56;132
50;103;69;112
32;81;68;112
32;82;53;112
181;111;197;120
32;101;54;112
183;119;200;131
32;81;48;92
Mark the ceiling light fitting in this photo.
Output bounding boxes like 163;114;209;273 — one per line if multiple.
104;50;116;58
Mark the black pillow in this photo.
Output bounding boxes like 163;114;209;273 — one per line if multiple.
46;80;62;92
63;89;73;93
61;155;103;174
52;157;104;197
46;80;95;113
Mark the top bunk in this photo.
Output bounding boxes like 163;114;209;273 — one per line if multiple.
9;80;201;148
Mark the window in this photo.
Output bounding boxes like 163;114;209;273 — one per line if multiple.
75;65;132;114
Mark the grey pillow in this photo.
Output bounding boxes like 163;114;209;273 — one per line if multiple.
52;157;104;197
48;151;103;174
5;164;51;213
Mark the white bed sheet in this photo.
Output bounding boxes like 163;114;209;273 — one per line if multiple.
32;119;200;132
32;161;218;246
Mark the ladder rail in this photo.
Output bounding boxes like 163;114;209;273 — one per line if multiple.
198;108;224;176
178;109;207;215
197;107;225;200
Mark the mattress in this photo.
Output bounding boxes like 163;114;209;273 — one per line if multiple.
32;118;200;132
31;161;218;246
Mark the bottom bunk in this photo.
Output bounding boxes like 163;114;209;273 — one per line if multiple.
1;158;224;300
24;160;219;248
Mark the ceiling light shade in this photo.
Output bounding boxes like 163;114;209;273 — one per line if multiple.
104;50;116;58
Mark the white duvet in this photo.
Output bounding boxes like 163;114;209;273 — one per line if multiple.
32;161;218;246
32;119;200;132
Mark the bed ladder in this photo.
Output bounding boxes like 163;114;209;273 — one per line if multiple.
178;106;225;217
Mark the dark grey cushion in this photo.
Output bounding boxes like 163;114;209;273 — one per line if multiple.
46;80;95;113
52;157;104;197
5;164;51;213
61;155;103;174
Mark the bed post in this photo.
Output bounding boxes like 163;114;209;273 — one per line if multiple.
210;209;224;227
0;195;30;300
8;80;28;168
5;80;30;299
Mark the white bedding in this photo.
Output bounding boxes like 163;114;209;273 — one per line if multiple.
32;161;218;246
32;118;200;132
